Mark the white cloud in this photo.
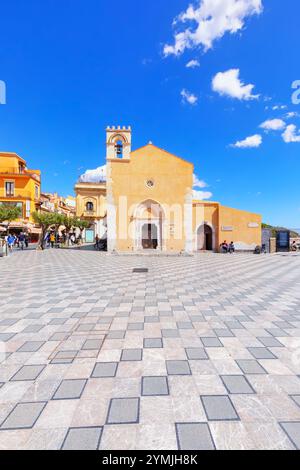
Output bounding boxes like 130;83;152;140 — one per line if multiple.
212;69;259;100
181;89;198;105
193;189;213;200
186;59;200;68
282;124;300;143
79;165;106;183
193;174;208;188
260;118;286;131
286;112;298;119
164;0;263;56
231;134;262;148
272;105;287;110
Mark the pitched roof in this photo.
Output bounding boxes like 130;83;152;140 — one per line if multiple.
131;143;194;167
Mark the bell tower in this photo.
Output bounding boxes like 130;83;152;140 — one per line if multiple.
106;126;132;160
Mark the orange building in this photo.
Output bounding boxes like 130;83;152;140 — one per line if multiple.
75;126;261;252
0;152;41;234
41;192;76;216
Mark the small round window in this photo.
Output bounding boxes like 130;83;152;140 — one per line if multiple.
146;179;155;188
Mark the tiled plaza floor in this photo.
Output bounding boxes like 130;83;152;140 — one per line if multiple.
1;249;300;450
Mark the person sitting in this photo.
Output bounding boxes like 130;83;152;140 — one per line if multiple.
291;241;297;252
228;241;235;254
220;241;228;253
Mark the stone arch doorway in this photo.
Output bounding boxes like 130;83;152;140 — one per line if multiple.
142;223;158;250
197;223;214;251
135;200;164;251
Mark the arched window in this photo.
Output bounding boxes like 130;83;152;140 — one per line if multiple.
86;201;94;212
115;139;123;158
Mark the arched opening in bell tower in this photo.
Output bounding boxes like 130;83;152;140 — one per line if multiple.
115;139;124;159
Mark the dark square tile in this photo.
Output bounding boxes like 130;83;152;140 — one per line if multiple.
10;365;46;382
106;398;140;424
142;376;169;396
91;362;118;378
121;349;143;361
201;395;239;421
0;402;47;430
61;427;103;450
221;375;255;394
143;338;163;349
280;422;300;449
248;347;277;360
17;341;45;353
236;360;267;375
176;423;215;450
166;360;191;376
185;348;208;360
201;337;223;348
162;330;180;338
52;379;87;400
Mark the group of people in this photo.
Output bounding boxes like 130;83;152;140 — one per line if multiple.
5;232;29;253
220;240;235;254
45;231;82;248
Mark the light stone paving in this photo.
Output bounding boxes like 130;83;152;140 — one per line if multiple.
0;249;300;450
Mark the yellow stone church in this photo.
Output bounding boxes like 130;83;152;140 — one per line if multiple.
75;126;261;253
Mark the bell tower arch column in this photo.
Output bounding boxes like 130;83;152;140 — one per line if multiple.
106;126;132;252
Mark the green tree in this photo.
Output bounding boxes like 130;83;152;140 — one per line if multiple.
61;215;76;245
0;204;22;233
32;212;64;250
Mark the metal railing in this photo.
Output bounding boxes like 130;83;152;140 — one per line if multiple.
0;190;33;199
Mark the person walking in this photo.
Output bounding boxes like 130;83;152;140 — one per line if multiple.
95;234;100;250
7;234;16;253
18;232;26;250
50;232;55;248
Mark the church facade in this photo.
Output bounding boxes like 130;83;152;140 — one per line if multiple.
75;126;261;253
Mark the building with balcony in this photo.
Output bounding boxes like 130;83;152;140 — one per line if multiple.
40;192;76;216
74;182;107;241
0;152;41;234
39;193;55;213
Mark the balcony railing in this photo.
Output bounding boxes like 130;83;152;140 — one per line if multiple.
0;168;40;181
0;190;33;199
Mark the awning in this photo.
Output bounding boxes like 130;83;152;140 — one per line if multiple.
0;222;41;234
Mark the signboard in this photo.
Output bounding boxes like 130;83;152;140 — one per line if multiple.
221;226;233;232
248;222;259;228
276;230;290;252
26;201;31;218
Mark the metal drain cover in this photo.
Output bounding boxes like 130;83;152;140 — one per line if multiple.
133;268;148;273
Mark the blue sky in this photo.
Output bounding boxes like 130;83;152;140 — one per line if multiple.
0;0;299;227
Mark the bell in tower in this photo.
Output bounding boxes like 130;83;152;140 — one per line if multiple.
106;126;132;161
115;140;123;158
